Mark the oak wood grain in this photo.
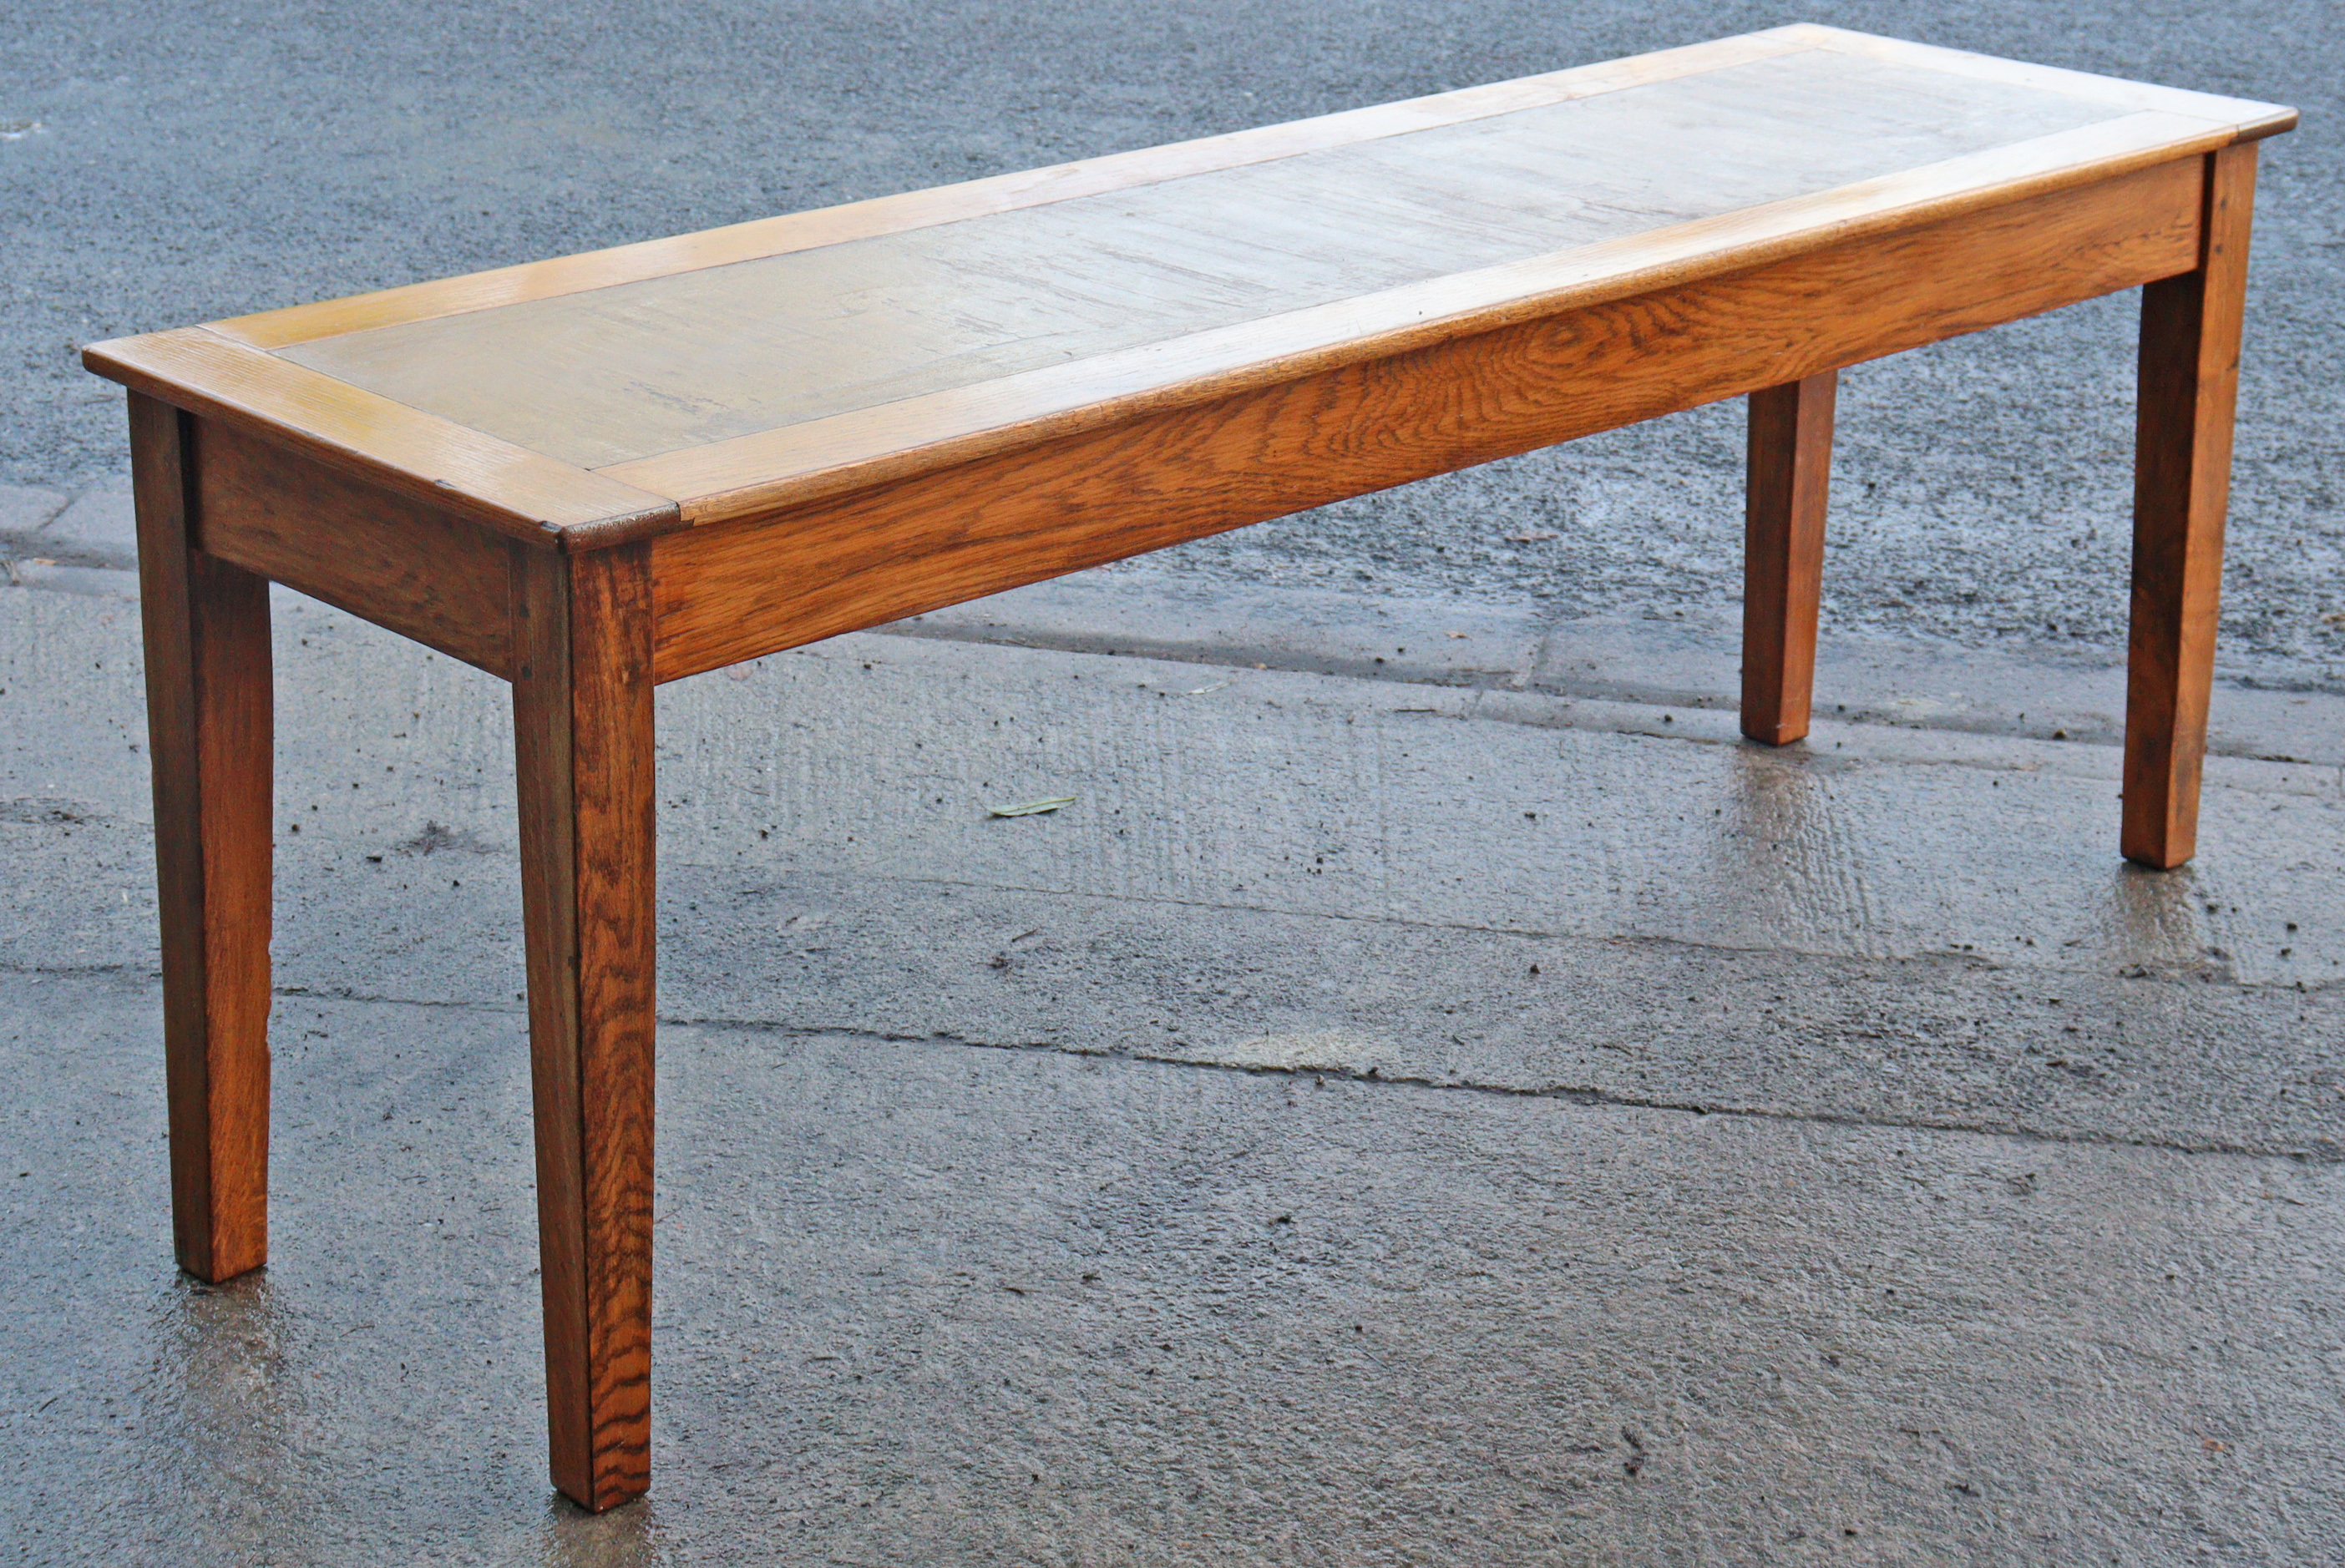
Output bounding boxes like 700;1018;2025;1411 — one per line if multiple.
2123;144;2257;869
512;542;657;1511
650;157;2201;682
131;392;275;1283
1742;371;1838;746
84;326;681;550
194;418;514;677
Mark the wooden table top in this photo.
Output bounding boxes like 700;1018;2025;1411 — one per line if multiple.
86;24;2292;550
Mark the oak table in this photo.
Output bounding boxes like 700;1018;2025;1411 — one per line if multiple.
84;25;2295;1510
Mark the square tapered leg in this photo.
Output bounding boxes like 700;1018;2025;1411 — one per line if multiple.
131;392;275;1284
1741;369;1838;746
2124;144;2257;869
510;541;658;1510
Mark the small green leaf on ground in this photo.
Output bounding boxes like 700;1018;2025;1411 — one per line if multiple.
988;797;1076;818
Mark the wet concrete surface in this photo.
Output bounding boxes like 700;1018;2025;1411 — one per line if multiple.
12;985;2345;1565
3;574;2342;1563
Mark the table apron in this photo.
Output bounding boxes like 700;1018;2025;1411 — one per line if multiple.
190;416;519;677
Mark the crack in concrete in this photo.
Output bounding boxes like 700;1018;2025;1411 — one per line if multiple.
3;961;153;980
655;1013;2345;1167
11;965;2327;1167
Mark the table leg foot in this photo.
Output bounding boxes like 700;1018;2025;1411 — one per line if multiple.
2125;144;2256;871
511;542;658;1510
132;393;274;1284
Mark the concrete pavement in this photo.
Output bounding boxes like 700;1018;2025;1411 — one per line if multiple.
3;567;2342;1563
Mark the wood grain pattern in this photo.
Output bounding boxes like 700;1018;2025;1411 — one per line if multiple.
209;29;1817;350
607;113;2232;524
2123;144;2257;869
649;156;2201;682
83;326;681;550
131;392;275;1283
193;418;514;677
1742;372;1838;746
286;48;2128;472
511;542;657;1511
